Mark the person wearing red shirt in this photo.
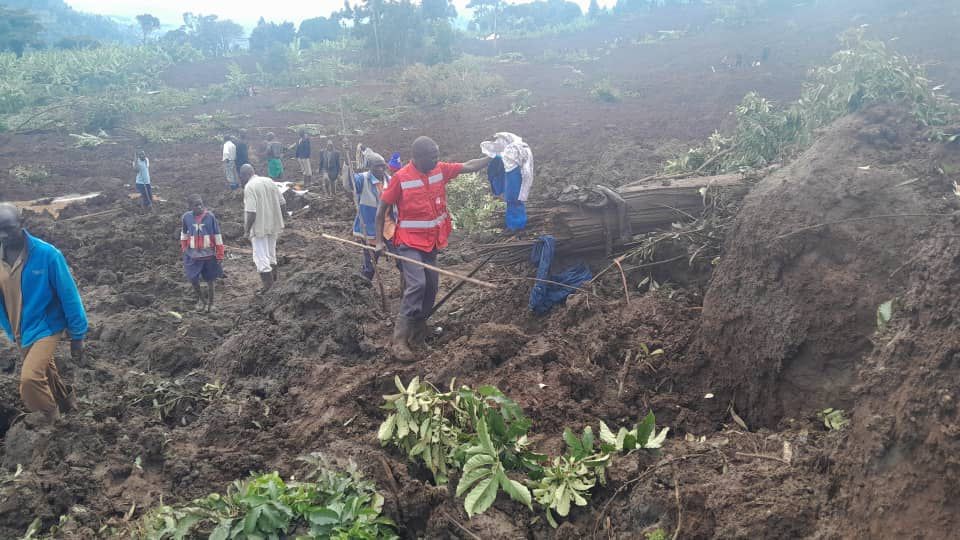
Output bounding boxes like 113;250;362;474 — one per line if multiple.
375;136;491;360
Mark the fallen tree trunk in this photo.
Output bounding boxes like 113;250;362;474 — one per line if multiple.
481;172;750;262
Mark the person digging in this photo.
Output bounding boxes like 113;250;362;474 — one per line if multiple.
375;136;491;361
240;164;286;292
180;195;225;312
0;203;88;425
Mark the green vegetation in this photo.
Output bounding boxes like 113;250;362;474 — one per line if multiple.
9;164;50;184
377;377;668;527
445;172;505;234
132;455;397;539
817;408;848;431
876;299;894;330
665;29;960;175
398;58;505;106
590;79;623;103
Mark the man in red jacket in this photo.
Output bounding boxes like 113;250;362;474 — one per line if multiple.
375;136;491;360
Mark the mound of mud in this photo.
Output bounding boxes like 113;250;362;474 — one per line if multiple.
700;105;960;537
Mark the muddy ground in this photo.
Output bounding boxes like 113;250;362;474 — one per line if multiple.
2;1;960;538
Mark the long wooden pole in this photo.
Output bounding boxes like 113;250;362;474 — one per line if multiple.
429;254;494;316
321;234;498;289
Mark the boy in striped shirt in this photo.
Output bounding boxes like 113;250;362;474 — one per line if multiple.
180;195;225;312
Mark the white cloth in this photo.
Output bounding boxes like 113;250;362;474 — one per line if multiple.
222;140;236;162
251;235;277;273
481;132;534;202
243;175;285;238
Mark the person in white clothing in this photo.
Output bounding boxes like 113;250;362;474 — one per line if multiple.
223;136;239;190
239;164;286;292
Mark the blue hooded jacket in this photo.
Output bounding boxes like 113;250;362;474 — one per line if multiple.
0;231;88;348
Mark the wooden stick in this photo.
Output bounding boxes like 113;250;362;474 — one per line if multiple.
772;213;953;241
56;208;122;222
321;234;498;289
429;254;494;316
440;511;483;540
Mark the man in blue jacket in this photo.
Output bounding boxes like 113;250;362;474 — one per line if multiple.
0;203;88;423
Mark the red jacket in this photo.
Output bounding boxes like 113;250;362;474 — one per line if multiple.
381;161;463;252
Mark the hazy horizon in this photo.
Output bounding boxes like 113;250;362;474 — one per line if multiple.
65;0;617;29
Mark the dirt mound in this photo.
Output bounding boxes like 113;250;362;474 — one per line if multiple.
699;105;960;538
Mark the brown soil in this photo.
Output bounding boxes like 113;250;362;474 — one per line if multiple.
1;2;960;539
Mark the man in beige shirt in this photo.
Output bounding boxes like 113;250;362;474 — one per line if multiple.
240;164;286;292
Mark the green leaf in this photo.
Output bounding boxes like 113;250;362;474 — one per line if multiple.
556;487;572;516
599;421;617;445
210;520;232;540
477;418;495;455
499;475;532;509
635;412;656;446
377;414;396;443
394;375;405;393
244;505;264;534
581;426;594;452
463;453;495;474
645;427;669;449
877;299;894;329
456;466;491;497
545;508;559;528
464;476;499;517
308;508;340;525
563;428;584;457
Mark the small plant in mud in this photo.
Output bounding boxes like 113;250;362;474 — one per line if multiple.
645;529;667;540
445;172;505;234
9;164;50;184
876;299;894;330
590;78;622;103
130;375;225;425
378;377;668;527
817;408;849;431
132;455;397;539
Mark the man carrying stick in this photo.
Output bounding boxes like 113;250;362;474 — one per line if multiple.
375;136;491;360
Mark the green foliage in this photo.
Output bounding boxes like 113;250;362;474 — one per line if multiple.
599;412;670;453
817;408;848;431
590;79;622;103
664;29;959;175
9;164;49;184
136;14;161;45
646;529;668;540
378;377;667;527
0;7;43;57
398;58;505;106
446;172;505;234
135;457;397;539
876;299;894;330
133;118;209;144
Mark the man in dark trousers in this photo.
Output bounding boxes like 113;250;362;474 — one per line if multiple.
318;140;342;197
0;203;87;424
374;136;490;360
180;195;225;312
294;129;312;186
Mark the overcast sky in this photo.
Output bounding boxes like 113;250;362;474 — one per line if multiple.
65;0;614;28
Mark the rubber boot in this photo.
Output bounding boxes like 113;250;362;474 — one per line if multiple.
205;282;215;313
391;316;416;363
55;384;78;414
271;264;279;283
409;318;428;347
192;283;204;311
258;271;275;293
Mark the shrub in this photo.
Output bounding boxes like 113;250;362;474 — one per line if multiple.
590;78;621;102
398;58;505;106
9;164;50;184
446;172;504;234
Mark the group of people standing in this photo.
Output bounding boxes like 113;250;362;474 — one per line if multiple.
222;130;345;196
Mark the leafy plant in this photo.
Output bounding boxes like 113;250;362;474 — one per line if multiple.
455;418;532;517
134;457;396;539
599;412;669;453
398;58;505;106
876;299;894;330
590;78;621;102
9;164;49;184
818;408;848;431
646;529;668;540
446;172;505;234
530;455;599;527
378;376;459;484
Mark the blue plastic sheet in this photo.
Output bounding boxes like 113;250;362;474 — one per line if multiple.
528;235;592;314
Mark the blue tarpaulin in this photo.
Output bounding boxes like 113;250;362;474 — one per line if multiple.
528;235;592;314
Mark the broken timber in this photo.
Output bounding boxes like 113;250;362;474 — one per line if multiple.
481;172;749;262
